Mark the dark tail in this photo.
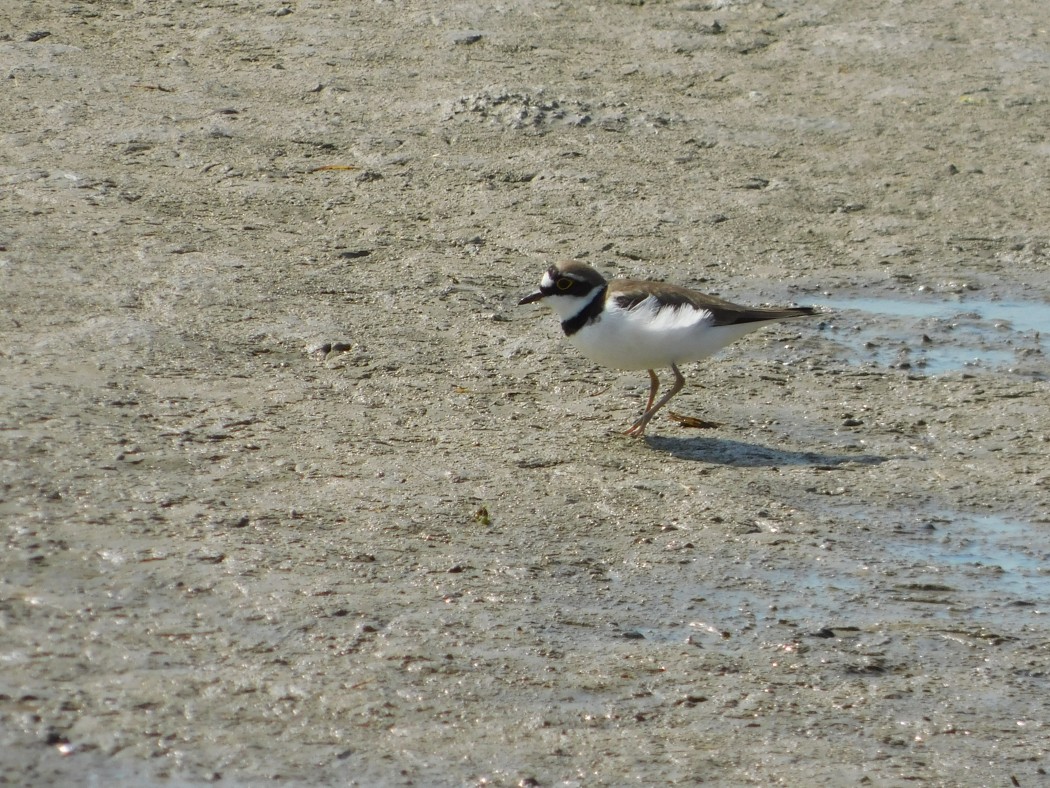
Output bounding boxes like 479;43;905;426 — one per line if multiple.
725;305;818;325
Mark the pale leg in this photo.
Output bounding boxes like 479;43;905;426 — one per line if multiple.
624;364;685;437
624;369;658;436
644;368;659;412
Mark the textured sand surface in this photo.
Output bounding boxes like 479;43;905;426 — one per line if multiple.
2;1;1048;785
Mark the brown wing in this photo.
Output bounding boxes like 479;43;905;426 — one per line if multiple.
610;279;816;326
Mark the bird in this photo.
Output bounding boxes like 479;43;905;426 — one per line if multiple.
518;260;818;436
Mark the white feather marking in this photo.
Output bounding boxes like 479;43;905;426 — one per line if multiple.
567;295;777;371
631;297;712;331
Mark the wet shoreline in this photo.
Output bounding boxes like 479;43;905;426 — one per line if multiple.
3;1;1048;784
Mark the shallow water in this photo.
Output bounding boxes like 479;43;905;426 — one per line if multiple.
819;296;1049;374
824;297;1050;334
825;503;1049;604
910;512;1049;602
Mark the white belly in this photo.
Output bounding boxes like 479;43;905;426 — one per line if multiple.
568;298;773;371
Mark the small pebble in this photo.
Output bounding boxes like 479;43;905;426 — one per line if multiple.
450;31;483;45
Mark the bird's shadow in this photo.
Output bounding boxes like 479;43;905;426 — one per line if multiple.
645;434;886;468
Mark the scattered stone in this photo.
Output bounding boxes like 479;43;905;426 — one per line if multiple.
450;31;483;45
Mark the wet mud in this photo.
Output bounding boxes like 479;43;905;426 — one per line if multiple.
2;1;1049;785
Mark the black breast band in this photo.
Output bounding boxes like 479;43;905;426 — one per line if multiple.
561;286;607;336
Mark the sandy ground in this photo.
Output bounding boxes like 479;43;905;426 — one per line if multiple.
2;1;1049;785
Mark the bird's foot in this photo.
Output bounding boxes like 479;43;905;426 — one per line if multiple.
623;414;653;437
623;425;646;437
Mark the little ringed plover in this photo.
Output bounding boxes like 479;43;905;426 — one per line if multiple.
519;261;817;436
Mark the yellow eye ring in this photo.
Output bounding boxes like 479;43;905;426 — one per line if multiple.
556;278;573;291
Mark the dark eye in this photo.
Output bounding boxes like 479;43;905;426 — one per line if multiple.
556;278;574;291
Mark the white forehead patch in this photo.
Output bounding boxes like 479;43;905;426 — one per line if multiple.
541;271;556;289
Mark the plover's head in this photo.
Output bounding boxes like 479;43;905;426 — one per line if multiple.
518;262;608;320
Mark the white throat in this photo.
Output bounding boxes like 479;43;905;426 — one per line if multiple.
546;286;604;322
